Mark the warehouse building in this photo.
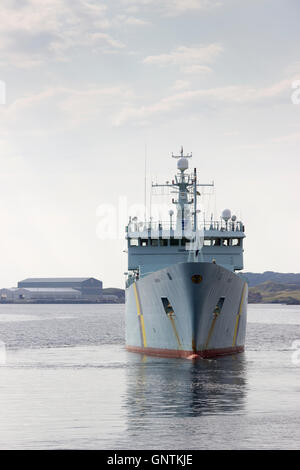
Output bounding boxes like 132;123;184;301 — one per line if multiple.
17;277;103;301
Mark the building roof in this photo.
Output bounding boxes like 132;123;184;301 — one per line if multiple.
19;277;95;283
0;287;28;292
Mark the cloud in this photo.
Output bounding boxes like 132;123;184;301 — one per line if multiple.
57;85;134;126
164;0;223;15
122;0;222;16
0;1;218;68
114;86;237;125
143;44;222;75
114;78;294;125
1;75;293;133
182;64;212;75
87;32;125;50
144;44;222;66
113;15;149;26
0;0;132;67
0;84;135;133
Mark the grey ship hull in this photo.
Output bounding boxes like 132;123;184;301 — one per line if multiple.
125;262;247;358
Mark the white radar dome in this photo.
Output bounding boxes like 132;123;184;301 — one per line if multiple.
177;157;189;172
221;209;231;222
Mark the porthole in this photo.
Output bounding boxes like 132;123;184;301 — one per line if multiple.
191;274;203;284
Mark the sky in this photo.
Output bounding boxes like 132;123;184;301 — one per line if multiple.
0;0;299;288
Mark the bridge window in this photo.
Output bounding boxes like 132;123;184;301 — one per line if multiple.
141;239;148;247
213;238;221;246
160;239;168;246
204;239;211;246
170;238;179;246
151;239;159;246
129;239;138;246
232;238;241;246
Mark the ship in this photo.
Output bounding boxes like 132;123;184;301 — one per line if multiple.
125;148;247;359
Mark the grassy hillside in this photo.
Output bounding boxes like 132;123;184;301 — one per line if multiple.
248;281;300;305
244;271;300;287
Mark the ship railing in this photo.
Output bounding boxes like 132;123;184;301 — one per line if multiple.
126;220;244;235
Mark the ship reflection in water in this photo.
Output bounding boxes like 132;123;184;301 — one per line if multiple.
125;353;247;420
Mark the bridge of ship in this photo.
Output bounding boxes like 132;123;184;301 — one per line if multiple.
126;219;245;280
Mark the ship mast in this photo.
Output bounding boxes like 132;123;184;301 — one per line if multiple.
152;147;213;236
193;167;197;232
171;146;193;232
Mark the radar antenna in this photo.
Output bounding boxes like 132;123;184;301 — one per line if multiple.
171;146;192;159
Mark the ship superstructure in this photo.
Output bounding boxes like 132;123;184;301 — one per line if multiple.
125;149;247;358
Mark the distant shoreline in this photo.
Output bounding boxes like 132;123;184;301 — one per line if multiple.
0;299;299;306
1;271;300;305
248;299;300;306
0;299;124;305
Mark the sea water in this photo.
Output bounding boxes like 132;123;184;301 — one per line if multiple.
0;303;299;449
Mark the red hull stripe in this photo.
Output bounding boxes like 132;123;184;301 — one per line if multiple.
126;345;244;359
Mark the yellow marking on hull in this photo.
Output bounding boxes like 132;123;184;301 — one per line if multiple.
204;315;218;349
169;315;182;349
139;313;147;348
133;282;147;348
133;283;141;315
232;283;247;347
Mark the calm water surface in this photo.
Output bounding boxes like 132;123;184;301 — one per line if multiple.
0;303;299;449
